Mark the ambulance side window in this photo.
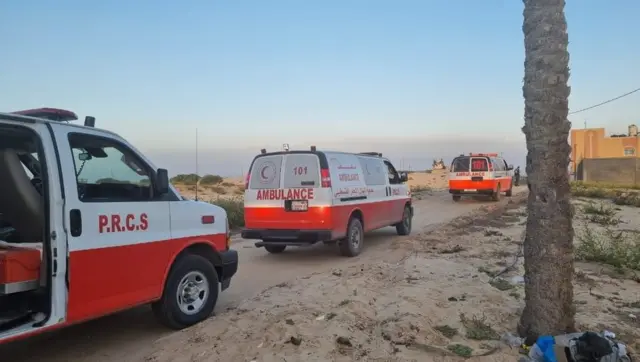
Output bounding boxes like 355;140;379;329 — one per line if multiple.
383;160;401;185
68;133;154;202
358;157;386;186
491;158;503;171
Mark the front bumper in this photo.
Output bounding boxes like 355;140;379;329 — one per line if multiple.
219;249;238;291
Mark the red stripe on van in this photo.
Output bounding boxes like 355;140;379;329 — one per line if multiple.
244;198;410;238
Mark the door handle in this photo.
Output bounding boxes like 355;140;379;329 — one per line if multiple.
70;209;82;237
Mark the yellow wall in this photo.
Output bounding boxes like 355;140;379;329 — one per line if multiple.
570;128;638;173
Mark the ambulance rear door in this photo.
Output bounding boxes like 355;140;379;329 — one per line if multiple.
244;152;327;230
448;155;492;191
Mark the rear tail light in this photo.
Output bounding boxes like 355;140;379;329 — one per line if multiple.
321;168;331;188
244;172;250;189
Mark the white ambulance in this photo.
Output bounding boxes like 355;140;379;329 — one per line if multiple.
242;148;413;257
448;153;514;202
0;108;238;344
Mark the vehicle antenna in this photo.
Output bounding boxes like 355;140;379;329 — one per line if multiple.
195;128;199;202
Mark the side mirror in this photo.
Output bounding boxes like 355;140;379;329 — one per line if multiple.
155;168;169;195
507;164;514;171
399;172;409;183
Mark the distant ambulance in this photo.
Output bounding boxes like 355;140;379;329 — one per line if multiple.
242;148;413;257
448;153;514;202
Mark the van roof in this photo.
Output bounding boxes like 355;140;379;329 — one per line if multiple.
255;149;385;159
456;153;499;158
0;112;118;137
252;150;390;166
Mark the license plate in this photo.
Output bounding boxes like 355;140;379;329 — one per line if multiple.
291;200;308;211
464;189;477;192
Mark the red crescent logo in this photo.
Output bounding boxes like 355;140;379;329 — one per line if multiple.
258;161;277;184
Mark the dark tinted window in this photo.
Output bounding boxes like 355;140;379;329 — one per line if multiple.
451;157;470;172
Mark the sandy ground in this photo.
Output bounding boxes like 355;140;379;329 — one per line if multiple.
137;193;639;362
407;170;449;191
0;185;523;361
174;177;245;201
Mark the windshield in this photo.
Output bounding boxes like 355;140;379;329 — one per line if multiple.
72;147;149;185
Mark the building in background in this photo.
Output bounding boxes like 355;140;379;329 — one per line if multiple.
570;124;639;184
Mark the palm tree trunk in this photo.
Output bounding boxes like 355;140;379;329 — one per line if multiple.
517;0;576;340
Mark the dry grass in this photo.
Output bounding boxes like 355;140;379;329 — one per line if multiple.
459;313;499;341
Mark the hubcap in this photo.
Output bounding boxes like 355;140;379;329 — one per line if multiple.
176;271;209;315
350;225;361;249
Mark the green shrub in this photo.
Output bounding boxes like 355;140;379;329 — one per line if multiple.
210;186;227;194
170;173;200;185
570;181;640;207
576;224;640;270
208;198;244;229
199;174;224;185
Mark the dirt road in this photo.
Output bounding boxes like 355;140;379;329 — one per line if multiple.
0;188;526;361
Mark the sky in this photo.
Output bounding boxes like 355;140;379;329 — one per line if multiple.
1;0;639;176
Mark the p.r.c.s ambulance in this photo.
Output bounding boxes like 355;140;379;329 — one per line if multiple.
448;153;514;202
0;108;238;344
242;147;413;257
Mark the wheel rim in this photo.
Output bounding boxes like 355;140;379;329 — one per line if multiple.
176;271;209;315
349;224;362;249
403;209;411;230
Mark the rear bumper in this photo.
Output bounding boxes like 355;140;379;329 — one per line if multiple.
219;249;238;291
449;189;494;195
242;229;333;246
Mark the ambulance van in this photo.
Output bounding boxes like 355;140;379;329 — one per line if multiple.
242;148;413;257
448;153;514;202
0;108;238;344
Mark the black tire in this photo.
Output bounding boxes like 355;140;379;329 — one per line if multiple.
492;184;501;201
264;244;286;254
395;205;412;236
452;195;461;202
505;183;513;197
339;217;364;257
152;254;219;330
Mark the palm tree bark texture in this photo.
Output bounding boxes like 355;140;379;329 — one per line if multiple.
517;0;575;341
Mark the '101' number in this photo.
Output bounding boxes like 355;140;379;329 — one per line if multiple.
294;166;308;175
